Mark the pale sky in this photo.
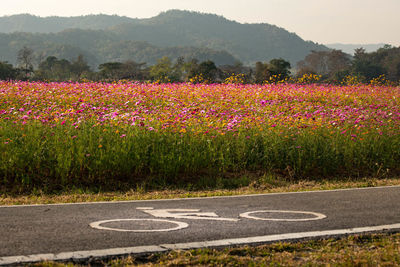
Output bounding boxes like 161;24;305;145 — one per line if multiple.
1;0;399;46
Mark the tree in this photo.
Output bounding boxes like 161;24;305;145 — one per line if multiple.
219;61;247;77
149;57;181;83
186;60;218;83
17;46;35;79
268;58;291;79
171;56;185;81
70;54;91;79
121;60;147;80
327;50;351;76
35;56;74;81
297;50;351;82
370;46;400;82
254;61;270;84
54;59;73;80
0;61;17;80
254;58;291;84
352;48;386;82
197;60;218;83
98;62;124;81
98;60;147;81
35;56;57;80
184;58;199;82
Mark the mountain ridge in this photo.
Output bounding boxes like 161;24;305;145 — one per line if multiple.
0;10;329;66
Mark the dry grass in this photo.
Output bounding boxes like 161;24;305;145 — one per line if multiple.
31;233;400;266
2;177;400;206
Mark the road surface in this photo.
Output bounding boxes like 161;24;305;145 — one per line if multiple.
1;186;400;265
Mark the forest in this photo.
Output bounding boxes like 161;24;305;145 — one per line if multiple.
1;44;399;85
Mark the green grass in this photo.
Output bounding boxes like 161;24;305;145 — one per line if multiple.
1;121;399;194
30;233;400;266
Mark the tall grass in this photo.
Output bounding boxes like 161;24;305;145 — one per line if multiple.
1;121;399;193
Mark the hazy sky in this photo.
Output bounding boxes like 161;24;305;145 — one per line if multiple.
1;0;399;46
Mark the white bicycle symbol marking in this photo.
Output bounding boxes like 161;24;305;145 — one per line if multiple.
240;210;326;222
90;207;327;233
89;219;188;232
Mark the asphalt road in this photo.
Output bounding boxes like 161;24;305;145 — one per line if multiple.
1;186;400;265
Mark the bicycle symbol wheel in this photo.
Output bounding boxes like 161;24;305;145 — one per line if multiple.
90;218;189;232
240;210;326;221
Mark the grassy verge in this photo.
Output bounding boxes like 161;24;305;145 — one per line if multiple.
30;233;400;266
2;176;400;206
2;82;399;195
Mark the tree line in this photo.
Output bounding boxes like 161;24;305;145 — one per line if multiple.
1;45;400;85
296;45;400;84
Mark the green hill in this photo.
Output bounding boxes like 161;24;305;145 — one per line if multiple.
0;10;329;66
111;10;329;64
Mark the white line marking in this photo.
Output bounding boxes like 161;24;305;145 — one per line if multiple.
240;210;327;221
0;246;167;266
90;219;188;232
1;185;399;208
2;223;400;265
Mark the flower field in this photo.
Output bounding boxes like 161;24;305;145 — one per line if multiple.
1;81;399;192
